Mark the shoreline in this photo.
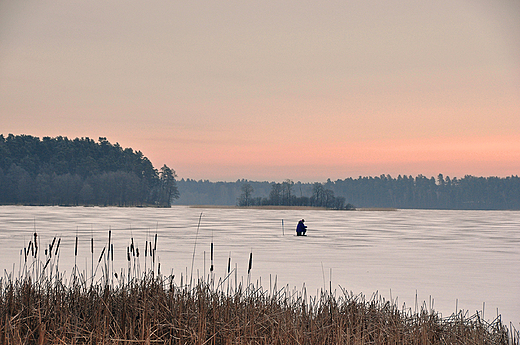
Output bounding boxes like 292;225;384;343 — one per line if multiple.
189;205;397;211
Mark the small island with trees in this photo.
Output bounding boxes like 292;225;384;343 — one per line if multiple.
237;180;355;210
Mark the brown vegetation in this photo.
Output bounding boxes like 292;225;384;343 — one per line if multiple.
0;274;514;345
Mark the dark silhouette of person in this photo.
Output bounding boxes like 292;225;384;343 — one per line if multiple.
296;219;307;236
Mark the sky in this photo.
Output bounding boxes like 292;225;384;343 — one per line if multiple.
1;0;519;182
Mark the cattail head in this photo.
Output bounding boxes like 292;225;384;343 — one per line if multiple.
98;246;106;263
50;236;56;252
55;238;60;256
34;233;38;256
43;258;50;270
227;256;231;274
248;252;253;274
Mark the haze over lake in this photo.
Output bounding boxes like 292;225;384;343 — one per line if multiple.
0;205;518;327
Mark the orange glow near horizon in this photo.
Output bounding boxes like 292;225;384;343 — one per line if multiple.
141;133;520;182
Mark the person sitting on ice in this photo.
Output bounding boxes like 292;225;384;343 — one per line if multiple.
296;219;307;236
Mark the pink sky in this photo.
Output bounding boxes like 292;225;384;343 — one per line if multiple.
1;0;519;182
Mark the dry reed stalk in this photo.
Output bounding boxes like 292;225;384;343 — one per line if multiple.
190;212;203;288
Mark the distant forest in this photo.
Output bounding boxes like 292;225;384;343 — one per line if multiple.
173;175;520;210
0;134;179;206
3;134;520;210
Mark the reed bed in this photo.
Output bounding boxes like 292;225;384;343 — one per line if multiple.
0;274;515;344
0;231;517;344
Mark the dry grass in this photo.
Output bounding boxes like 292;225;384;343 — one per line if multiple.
0;274;515;345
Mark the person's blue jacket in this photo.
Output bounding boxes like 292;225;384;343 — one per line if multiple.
296;220;307;235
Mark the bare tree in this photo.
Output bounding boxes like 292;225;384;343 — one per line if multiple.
238;183;254;206
282;179;294;205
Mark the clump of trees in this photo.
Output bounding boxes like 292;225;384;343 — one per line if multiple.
0;134;179;206
237;179;354;210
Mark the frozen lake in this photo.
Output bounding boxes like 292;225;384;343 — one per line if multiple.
0;205;518;327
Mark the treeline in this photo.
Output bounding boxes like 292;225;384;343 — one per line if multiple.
0;134;179;206
173;174;520;210
334;174;520;209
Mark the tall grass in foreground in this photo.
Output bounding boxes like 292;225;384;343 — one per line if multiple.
0;274;516;345
1;230;518;344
